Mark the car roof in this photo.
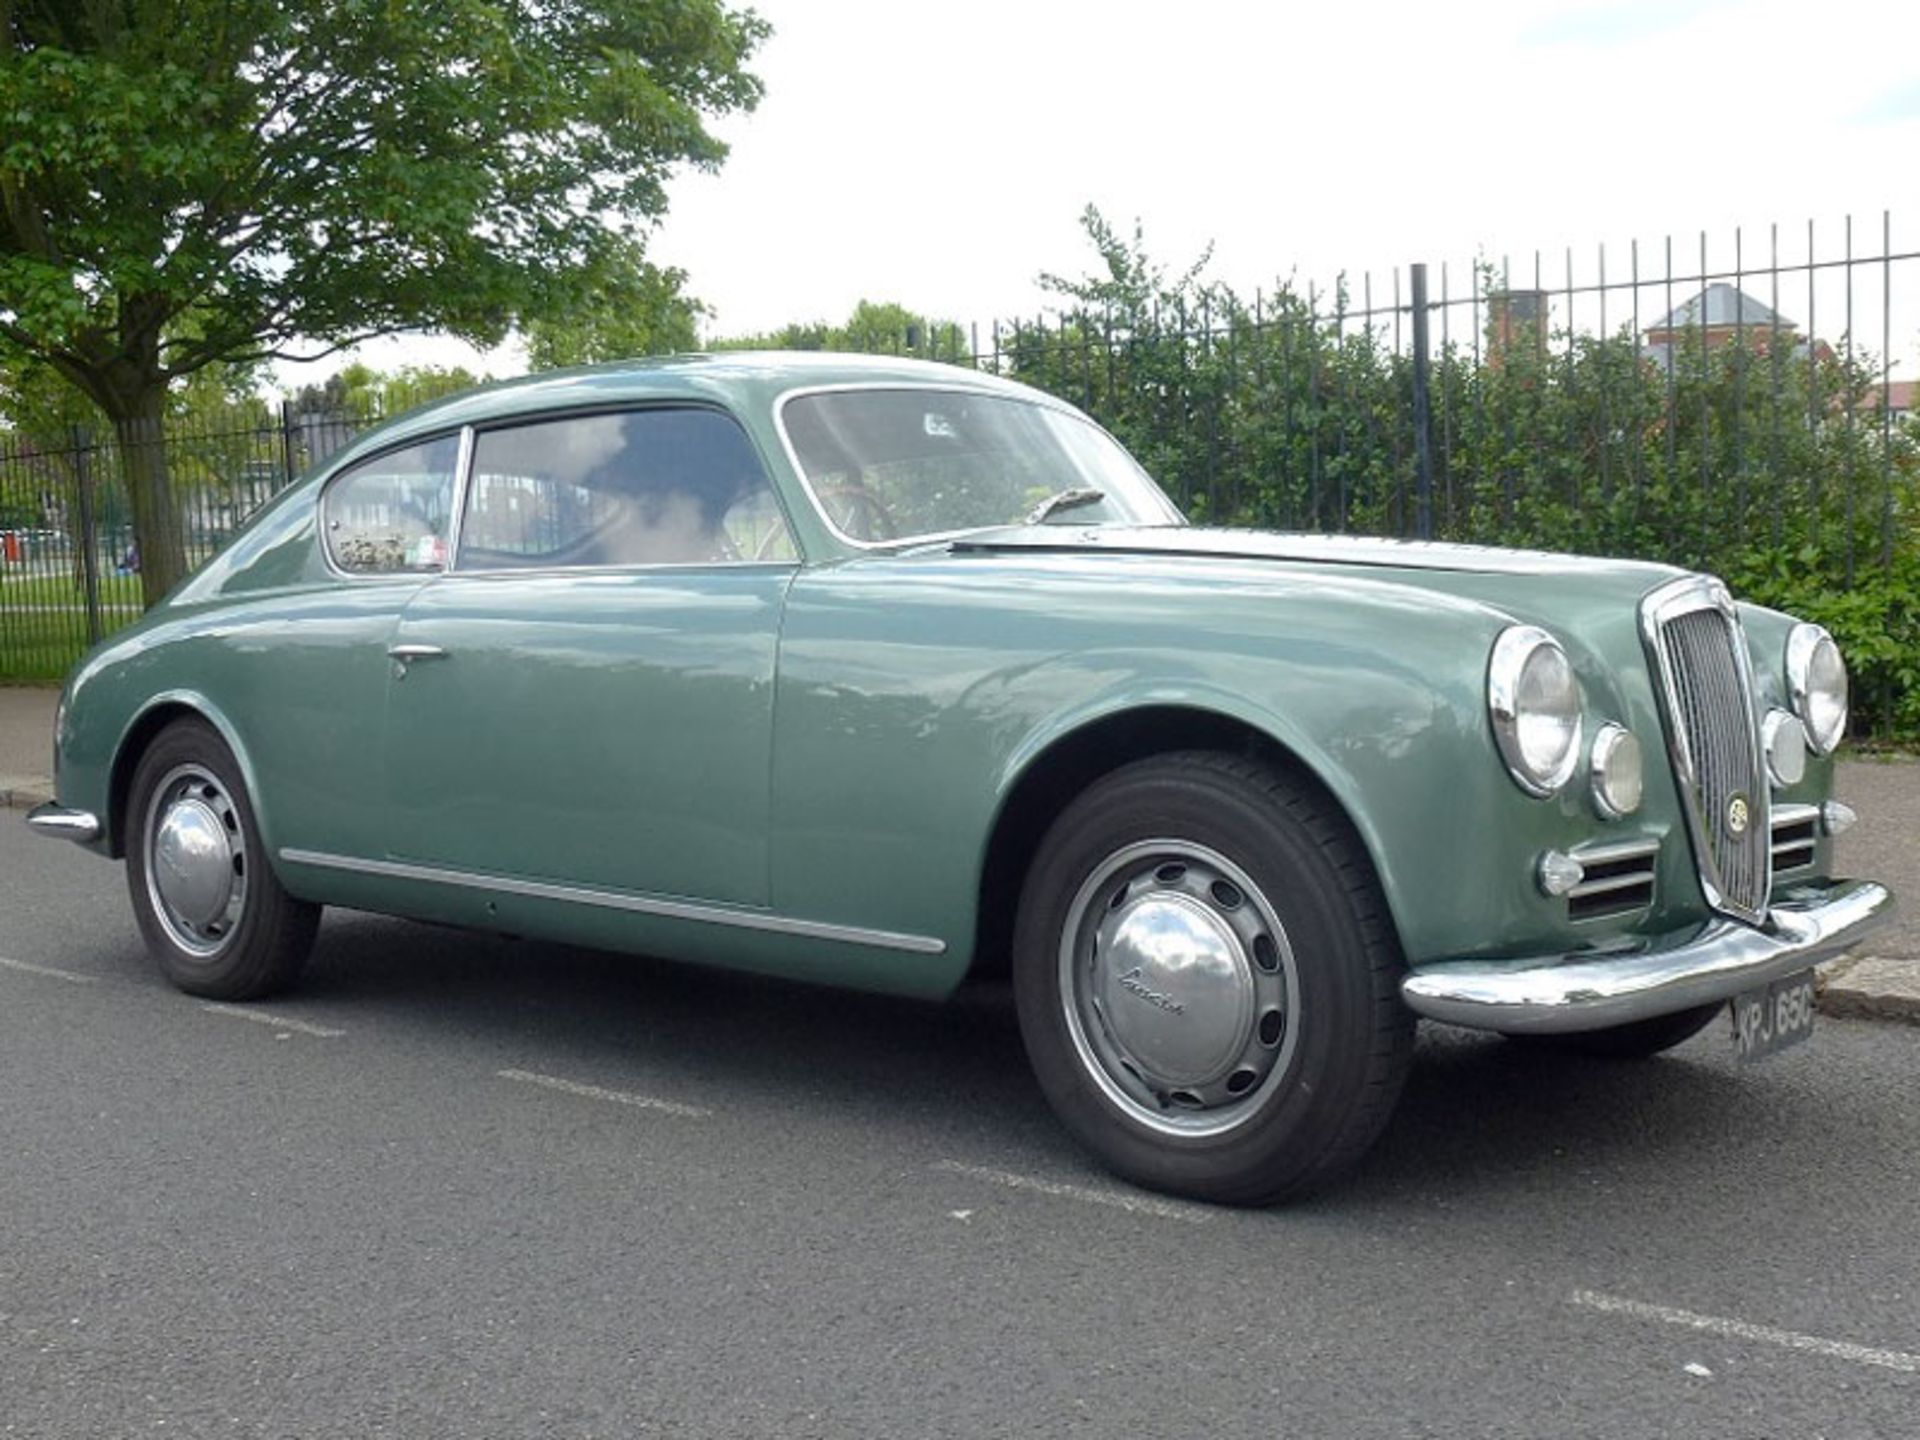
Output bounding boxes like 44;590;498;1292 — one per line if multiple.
319;351;1046;475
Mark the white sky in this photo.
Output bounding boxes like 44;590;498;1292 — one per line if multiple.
334;0;1920;385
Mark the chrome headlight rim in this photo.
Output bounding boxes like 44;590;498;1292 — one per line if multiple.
1488;625;1584;798
1785;623;1848;756
1588;722;1644;819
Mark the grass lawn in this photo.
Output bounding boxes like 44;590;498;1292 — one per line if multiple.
0;567;145;610
0;599;140;680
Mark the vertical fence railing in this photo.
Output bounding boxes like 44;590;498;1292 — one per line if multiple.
968;216;1913;582
0;402;384;679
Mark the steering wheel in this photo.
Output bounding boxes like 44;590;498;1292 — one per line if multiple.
815;482;901;542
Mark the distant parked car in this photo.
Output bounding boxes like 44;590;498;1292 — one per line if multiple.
29;354;1893;1203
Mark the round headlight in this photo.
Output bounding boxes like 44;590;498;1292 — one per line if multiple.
1489;626;1584;797
1589;723;1643;818
1785;623;1848;756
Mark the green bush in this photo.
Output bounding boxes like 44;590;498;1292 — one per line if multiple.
997;210;1920;743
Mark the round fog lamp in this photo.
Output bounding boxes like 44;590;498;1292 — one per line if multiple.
1761;709;1807;788
1589;723;1643;819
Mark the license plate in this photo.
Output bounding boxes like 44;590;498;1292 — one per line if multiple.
1729;969;1816;1062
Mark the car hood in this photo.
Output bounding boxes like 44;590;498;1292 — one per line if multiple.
948;524;1678;582
949;523;1689;611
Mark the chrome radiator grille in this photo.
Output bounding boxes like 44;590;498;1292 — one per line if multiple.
1643;579;1772;922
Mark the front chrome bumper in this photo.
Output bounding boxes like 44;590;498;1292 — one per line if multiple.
25;803;101;844
1401;879;1894;1034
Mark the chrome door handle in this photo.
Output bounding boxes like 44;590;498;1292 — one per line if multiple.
388;643;448;678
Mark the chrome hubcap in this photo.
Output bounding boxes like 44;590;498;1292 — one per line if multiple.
1059;840;1299;1137
145;765;247;957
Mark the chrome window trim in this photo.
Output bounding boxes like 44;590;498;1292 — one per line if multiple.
318;425;472;583
429;559;801;583
278;847;947;956
770;381;1184;552
1638;573;1772;924
449;402;799;575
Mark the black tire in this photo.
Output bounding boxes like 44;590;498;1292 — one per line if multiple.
125;718;319;1000
1514;1003;1723;1059
1012;751;1414;1205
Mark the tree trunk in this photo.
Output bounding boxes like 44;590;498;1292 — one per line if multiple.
111;386;188;608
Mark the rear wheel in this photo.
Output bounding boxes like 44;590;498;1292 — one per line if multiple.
1012;752;1413;1205
125;719;318;1000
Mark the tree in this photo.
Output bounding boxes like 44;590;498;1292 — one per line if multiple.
0;0;766;604
285;361;489;419
524;246;704;369
713;299;969;358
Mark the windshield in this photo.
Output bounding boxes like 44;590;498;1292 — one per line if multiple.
779;388;1184;545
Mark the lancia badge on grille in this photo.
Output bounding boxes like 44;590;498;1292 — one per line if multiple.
1727;795;1751;835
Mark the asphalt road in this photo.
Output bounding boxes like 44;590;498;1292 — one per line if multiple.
3;820;1917;1439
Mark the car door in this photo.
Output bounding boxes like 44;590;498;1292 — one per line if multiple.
253;430;461;863
381;405;798;906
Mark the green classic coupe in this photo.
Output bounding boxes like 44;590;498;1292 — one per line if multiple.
29;353;1893;1203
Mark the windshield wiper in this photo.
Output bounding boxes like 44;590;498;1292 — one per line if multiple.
1024;488;1106;525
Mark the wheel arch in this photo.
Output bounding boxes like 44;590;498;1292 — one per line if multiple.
107;692;268;859
969;703;1391;984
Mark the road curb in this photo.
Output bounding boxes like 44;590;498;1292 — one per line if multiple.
1818;954;1920;1026
1;781;53;810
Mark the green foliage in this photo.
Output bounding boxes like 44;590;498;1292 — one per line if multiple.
1;0;765;599
285;361;487;419
525;249;704;369
1728;547;1920;740
713;300;969;359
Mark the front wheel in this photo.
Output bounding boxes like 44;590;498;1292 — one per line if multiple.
1013;752;1413;1205
125;719;319;1000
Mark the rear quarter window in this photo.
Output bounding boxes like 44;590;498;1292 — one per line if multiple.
322;434;461;575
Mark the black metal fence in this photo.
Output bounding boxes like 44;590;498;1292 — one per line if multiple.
3;213;1915;725
0;404;372;679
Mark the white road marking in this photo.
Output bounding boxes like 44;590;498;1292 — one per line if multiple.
200;1004;346;1039
1571;1290;1920;1375
495;1068;711;1119
0;954;96;985
932;1160;1213;1224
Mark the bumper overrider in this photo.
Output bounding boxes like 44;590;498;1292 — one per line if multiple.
1401;879;1894;1034
25;803;101;843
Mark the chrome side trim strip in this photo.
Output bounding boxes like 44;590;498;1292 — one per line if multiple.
26;803;101;844
277;848;948;956
1562;871;1655;899
1401;879;1893;1034
1569;837;1661;867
